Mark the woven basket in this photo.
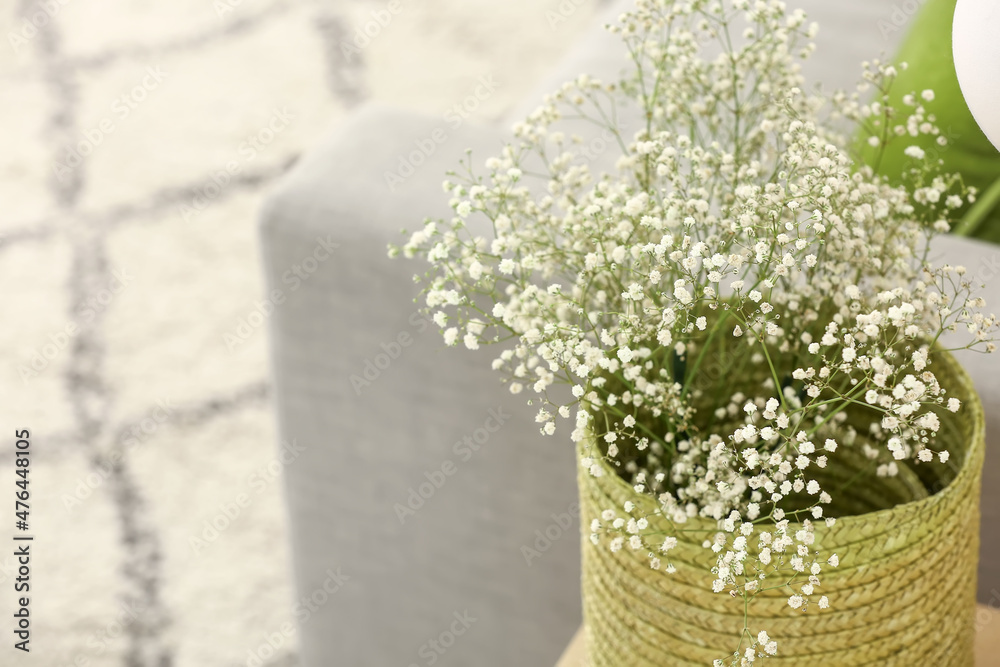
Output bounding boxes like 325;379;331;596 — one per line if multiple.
578;348;984;666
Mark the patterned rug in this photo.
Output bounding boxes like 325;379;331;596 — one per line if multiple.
0;0;601;665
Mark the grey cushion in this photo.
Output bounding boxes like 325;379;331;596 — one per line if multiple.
259;2;1000;666
260;107;581;667
930;234;1000;602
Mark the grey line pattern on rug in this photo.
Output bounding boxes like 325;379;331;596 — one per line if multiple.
0;156;299;257
68;1;295;73
23;0;174;663
2;0;591;663
313;11;368;107
9;0;335;659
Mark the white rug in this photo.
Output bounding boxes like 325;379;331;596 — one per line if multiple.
0;0;602;665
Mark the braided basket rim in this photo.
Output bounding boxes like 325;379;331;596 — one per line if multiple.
582;347;985;534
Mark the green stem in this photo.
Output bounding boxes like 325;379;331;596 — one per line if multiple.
835;458;879;495
682;308;733;400
953;177;1000;238
803;382;869;439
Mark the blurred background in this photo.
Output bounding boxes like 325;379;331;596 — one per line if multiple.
5;0;995;666
0;1;605;665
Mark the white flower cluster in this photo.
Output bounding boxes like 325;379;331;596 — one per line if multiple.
394;0;996;662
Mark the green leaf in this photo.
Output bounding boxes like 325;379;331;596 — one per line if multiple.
857;0;1000;243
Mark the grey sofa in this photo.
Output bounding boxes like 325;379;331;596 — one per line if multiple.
259;2;1000;665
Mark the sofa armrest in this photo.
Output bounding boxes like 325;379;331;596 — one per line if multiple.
259;104;582;667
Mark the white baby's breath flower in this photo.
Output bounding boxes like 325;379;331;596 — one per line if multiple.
673;281;693;305
398;5;997;660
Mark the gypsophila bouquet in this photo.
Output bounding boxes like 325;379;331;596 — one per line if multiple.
392;0;997;663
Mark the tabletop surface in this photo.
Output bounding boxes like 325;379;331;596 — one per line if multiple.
556;605;1000;666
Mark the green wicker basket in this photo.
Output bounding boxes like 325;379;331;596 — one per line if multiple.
578;348;984;666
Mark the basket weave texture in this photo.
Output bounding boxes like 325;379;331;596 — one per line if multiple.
578;349;985;666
